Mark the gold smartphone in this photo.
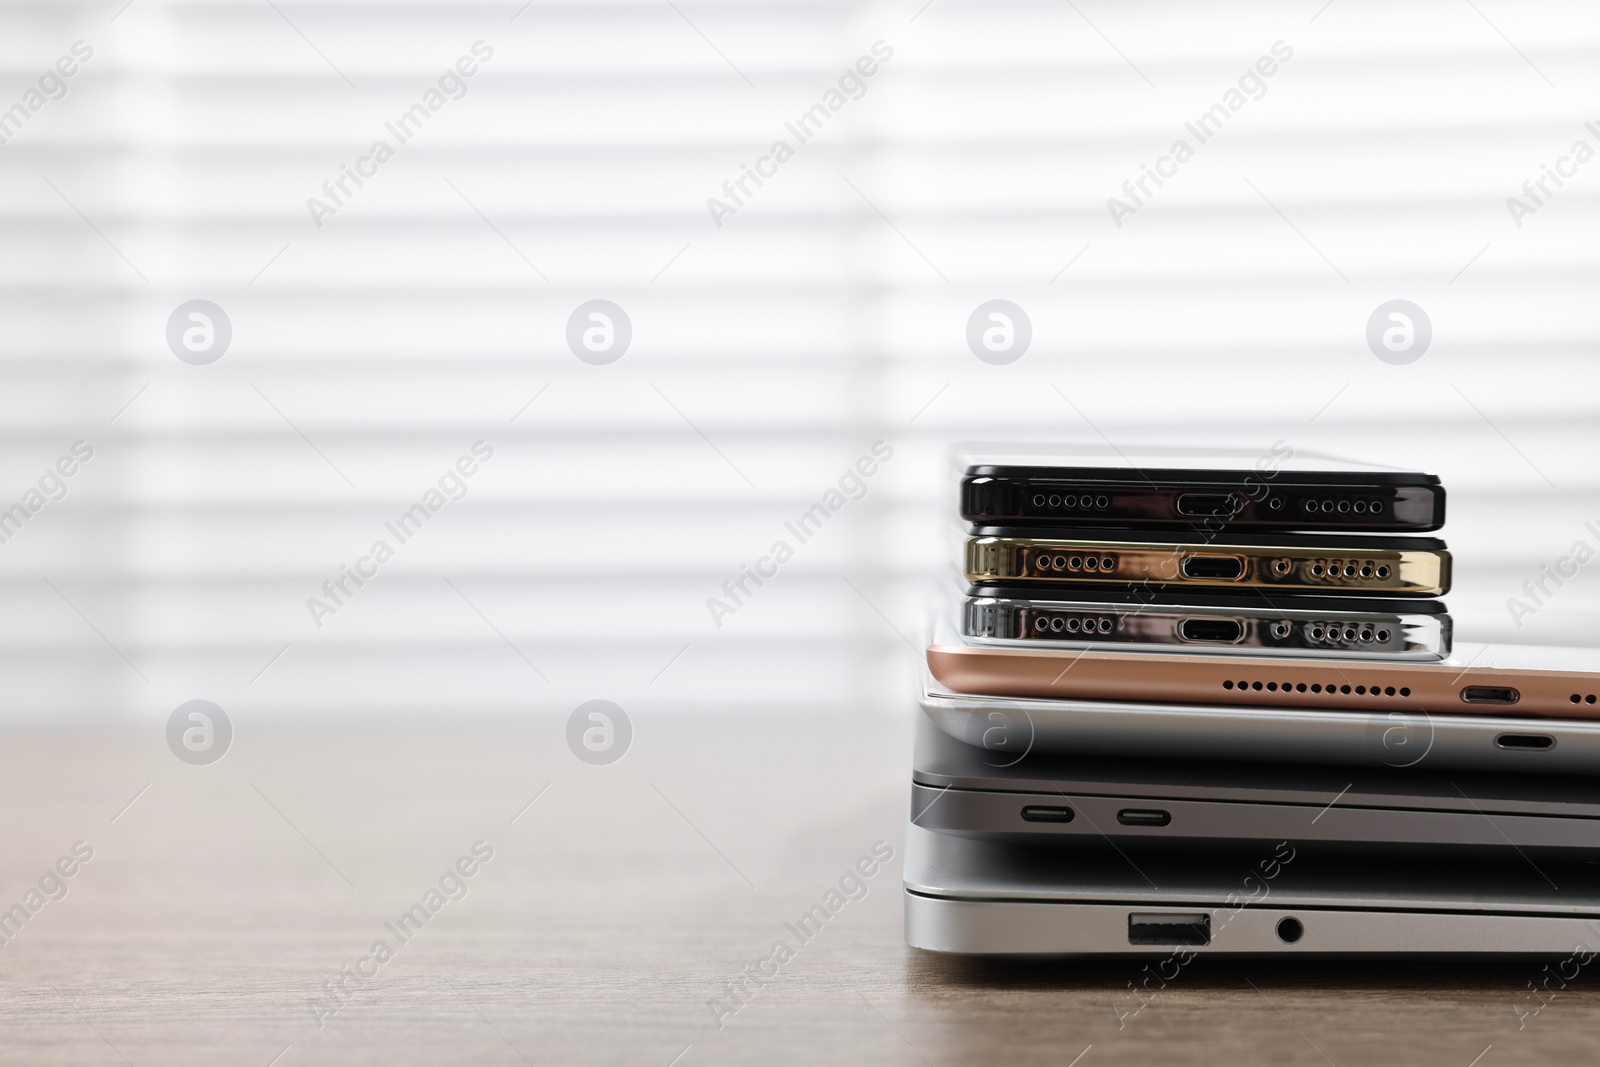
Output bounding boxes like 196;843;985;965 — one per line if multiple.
966;527;1451;597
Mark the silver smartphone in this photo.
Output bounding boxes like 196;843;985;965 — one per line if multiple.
920;670;1600;774
904;825;1600;956
963;584;1450;660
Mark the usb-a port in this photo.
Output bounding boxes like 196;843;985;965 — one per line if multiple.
1128;912;1211;946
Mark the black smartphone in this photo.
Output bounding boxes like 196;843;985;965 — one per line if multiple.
959;450;1444;532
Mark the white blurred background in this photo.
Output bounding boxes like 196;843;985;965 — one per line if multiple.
2;0;1597;721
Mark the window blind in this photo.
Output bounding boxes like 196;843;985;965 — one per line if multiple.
3;0;1596;720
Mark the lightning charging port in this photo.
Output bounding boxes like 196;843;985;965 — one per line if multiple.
1178;618;1244;643
1181;556;1245;580
1176;493;1239;517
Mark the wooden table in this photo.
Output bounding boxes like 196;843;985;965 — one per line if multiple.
1;714;1595;1065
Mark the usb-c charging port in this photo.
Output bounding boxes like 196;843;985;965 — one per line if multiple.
1117;808;1172;827
1495;733;1554;751
1462;686;1521;705
1020;805;1075;823
1181;555;1245;580
1129;912;1210;946
1178;618;1244;643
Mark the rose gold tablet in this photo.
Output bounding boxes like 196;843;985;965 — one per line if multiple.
927;638;1600;719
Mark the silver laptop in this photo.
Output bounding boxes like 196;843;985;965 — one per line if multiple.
905;824;1600;956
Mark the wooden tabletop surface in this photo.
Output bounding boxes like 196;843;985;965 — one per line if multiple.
1;712;1596;1066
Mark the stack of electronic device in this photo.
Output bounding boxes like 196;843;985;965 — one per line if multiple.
907;446;1600;957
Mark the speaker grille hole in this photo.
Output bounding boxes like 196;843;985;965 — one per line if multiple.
1029;612;1115;637
1223;678;1408;697
1308;558;1390;582
1301;497;1384;520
